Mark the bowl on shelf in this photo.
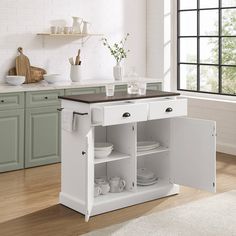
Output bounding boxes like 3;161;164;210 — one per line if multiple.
43;74;64;84
95;142;113;159
5;76;25;86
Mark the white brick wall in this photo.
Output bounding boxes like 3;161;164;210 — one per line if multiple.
0;0;147;82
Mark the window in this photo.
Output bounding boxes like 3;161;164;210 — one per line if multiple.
177;0;236;96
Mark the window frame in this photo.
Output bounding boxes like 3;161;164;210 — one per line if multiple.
177;0;236;96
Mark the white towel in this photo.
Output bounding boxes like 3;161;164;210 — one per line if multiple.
62;109;76;132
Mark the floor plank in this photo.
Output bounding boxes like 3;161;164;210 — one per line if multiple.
0;152;235;236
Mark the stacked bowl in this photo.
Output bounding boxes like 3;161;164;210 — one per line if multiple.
95;142;113;159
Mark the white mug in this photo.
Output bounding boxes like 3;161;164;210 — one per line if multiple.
94;184;102;197
109;177;126;193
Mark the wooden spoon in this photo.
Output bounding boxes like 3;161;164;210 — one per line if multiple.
75;49;81;65
16;47;31;83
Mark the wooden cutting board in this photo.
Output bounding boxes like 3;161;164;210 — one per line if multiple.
8;66;46;83
15;47;31;83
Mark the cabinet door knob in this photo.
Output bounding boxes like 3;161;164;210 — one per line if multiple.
1;100;4;103
82;151;86;156
122;112;131;118
44;96;48;99
57;108;64;112
165;107;173;113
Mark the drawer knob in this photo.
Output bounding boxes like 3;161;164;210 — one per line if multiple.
82;151;86;156
44;96;48;99
165;107;173;113
1;100;4;103
57;108;64;112
123;112;131;118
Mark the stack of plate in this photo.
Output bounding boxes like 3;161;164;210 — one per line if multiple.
95;142;113;159
137;168;158;186
137;141;160;152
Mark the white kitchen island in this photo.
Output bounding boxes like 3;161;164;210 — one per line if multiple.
59;90;216;222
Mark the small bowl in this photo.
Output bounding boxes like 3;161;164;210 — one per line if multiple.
95;148;113;159
43;74;63;84
5;76;25;86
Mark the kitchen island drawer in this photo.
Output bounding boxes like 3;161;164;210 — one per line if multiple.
148;98;187;120
0;93;24;110
92;102;148;126
26;90;64;108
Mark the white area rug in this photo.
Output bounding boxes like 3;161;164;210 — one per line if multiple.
84;190;236;236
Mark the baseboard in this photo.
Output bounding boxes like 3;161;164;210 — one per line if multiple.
217;142;236;156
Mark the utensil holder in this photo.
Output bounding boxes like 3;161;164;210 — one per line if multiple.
70;65;82;82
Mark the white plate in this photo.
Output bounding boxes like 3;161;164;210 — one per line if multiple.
137;168;155;180
137;141;160;151
137;177;158;186
137;175;157;183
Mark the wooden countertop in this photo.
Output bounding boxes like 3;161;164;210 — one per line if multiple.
58;90;180;104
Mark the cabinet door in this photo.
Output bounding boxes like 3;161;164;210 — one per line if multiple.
85;129;94;221
171;117;216;192
25;106;61;168
0;109;24;172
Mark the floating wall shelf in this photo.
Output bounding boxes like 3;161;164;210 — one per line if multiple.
37;33;103;37
37;33;103;47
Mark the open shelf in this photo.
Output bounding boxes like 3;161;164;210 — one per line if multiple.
137;146;169;157
37;33;103;37
94;179;172;205
94;151;131;165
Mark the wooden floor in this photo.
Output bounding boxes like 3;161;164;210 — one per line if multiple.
0;152;235;236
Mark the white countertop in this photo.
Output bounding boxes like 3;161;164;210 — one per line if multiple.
0;78;162;94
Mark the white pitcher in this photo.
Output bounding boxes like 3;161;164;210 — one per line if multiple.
82;21;90;34
72;16;83;34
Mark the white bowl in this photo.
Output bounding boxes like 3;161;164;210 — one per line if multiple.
95;148;113;159
5;76;25;86
43;74;63;84
95;142;113;150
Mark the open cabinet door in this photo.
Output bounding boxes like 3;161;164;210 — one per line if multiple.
171;117;216;192
85;128;94;222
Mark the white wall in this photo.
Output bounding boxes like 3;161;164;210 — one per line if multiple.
147;0;236;156
188;98;236;156
0;0;147;82
147;0;172;91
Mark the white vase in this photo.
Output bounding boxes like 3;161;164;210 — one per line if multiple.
113;62;123;81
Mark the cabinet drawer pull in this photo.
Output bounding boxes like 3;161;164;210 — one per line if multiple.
44;96;48;100
73;111;88;116
1;100;4;103
122;112;131;118
165;107;173;113
57;108;64;112
82;151;86;156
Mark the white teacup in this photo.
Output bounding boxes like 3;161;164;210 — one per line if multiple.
94;184;102;197
100;182;110;195
109;177;126;193
95;177;107;185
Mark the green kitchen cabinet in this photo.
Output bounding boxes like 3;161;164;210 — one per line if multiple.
0;109;24;172
147;82;162;91
100;84;127;93
25;106;61;168
65;87;101;96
